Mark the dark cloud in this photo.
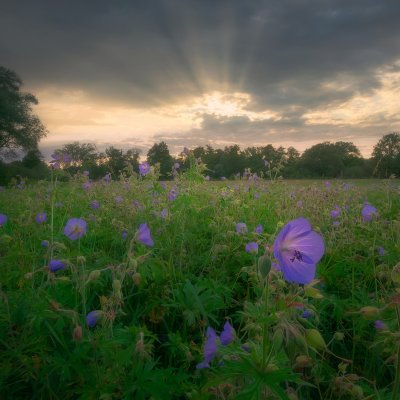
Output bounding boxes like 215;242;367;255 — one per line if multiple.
1;0;400;111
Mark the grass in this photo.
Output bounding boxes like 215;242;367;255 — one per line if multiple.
0;166;399;399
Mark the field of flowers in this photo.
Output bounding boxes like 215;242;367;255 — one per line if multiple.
0;158;399;399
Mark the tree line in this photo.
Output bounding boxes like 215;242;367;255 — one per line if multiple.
1;65;399;185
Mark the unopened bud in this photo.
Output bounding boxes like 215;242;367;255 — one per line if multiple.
112;279;122;291
258;255;271;278
132;272;141;286
73;325;83;341
305;329;326;350
334;332;344;341
350;385;363;399
391;263;400;285
295;355;312;368
88;270;101;281
24;272;33;279
359;306;380;319
128;258;138;270
0;234;12;245
77;255;86;264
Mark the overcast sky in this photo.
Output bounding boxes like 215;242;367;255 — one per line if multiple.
1;0;400;157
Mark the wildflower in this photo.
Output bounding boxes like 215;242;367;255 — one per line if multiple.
205;175;210;181
90;200;100;210
378;246;385;256
245;242;259;253
139;162;150;176
297;201;303;208
330;206;341;219
301;309;313;319
325;181;331;187
82;181;92;191
121;230;128;240
220;322;234;346
174;162;180;169
273;217;324;284
160;208;168;219
49;259;66;272
168;188;178;201
362;204;377;222
115;195;123;203
35;212;47;224
0;214;8;226
254;224;263;234
41;240;49;247
86;310;102;328
374;320;387;331
83;170;89;176
236;222;248;234
136;223;154;247
196;327;218;369
64;218;87;240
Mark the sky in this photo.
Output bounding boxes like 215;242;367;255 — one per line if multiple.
1;0;400;158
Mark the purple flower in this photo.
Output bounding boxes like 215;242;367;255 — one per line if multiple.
41;240;49;247
273;218;325;284
245;242;259;253
325;181;331;188
103;173;111;182
330;206;341;219
236;222;248;234
168;188;178;201
49;259;66;272
160;208;168;219
139;162;151;176
83;181;92;191
254;224;263;234
378;246;385;256
374;320;387;331
86;310;102;328
220;322;234;346
90;200;100;210
83;170;89;176
196;327;218;369
115;195;123;204
136;223;154;247
121;230;128;240
35;212;47;224
63;218;87;240
301;309;313;319
174;162;180;169
0;214;8;226
297;201;303;208
362;204;377;222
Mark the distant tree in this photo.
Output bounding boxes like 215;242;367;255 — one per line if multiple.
22;148;44;168
0;66;47;158
54;142;98;167
372;132;400;177
147;141;174;179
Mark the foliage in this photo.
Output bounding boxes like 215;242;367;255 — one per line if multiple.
0;66;47;158
372;132;400;178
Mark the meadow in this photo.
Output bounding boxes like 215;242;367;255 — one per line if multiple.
0;159;399;400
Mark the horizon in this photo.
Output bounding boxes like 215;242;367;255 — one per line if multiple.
1;0;400;159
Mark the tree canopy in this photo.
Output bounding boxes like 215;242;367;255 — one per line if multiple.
0;66;47;158
372;132;400;178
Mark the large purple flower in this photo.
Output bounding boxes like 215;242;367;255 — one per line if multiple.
273;218;324;284
220;322;234;346
196;327;218;369
139;162;151;176
136;223;154;247
64;218;87;240
236;222;248;234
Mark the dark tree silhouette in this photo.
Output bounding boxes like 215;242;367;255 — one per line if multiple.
0;66;47;158
147;141;174;179
372;132;400;177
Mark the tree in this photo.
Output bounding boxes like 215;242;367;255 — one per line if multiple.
22;148;44;168
372;133;400;177
0;66;47;158
147;141;174;179
54;142;98;167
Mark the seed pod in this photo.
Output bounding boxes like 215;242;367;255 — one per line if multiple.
305;329;326;350
391;263;400;285
295;355;312;368
334;332;344;341
112;279;122;291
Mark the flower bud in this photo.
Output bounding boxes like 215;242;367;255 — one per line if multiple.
359;306;380;319
334;332;344;341
73;325;83;341
295;355;312;368
128;257;138;270
132;272;141;286
258;255;271;278
112;279;122;291
305;329;326;350
88;270;101;281
350;385;363;399
24;272;33;279
391;263;400;285
77;255;86;264
272;328;284;351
